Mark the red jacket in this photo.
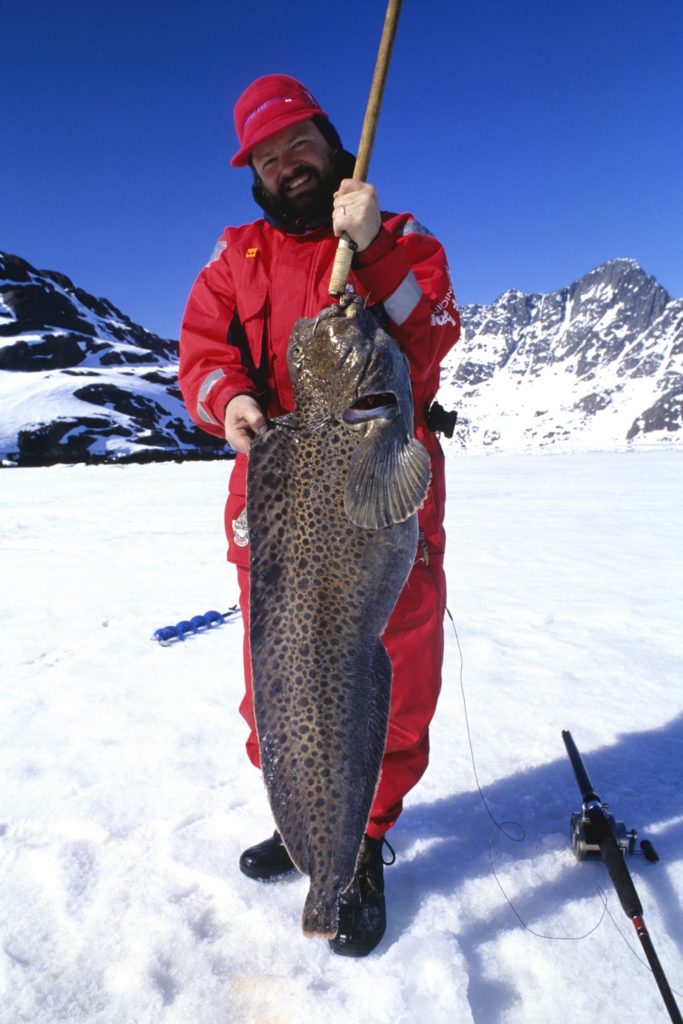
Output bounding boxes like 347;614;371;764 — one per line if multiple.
179;213;460;556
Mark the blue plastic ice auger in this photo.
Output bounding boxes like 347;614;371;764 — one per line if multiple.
152;606;241;646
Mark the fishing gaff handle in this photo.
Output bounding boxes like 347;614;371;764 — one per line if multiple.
328;0;403;296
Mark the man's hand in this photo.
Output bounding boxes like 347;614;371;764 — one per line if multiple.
224;394;268;453
333;180;381;253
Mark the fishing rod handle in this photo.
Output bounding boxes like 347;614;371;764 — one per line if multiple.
599;833;643;918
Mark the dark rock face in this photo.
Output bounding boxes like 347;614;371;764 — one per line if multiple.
440;259;682;451
627;387;683;439
1;281;96;338
0;252;228;467
0;333;86;371
16;417;121;466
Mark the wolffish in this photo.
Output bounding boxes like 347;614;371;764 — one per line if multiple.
247;295;430;938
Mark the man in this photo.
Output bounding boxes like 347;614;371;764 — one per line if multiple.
179;74;460;957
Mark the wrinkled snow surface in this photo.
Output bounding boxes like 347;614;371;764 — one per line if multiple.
1;451;682;1023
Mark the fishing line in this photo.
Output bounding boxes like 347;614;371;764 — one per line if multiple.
422;542;607;940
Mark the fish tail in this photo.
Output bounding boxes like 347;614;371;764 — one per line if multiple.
301;884;339;940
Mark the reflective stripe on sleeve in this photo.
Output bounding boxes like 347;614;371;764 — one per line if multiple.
197;368;225;426
383;270;423;326
206;240;227;266
401;218;434;237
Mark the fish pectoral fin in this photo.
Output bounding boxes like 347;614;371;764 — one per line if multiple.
344;423;431;529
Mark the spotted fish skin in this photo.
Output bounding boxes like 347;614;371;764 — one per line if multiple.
247;297;430;939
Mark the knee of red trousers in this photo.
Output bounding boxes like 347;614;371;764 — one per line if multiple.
365;734;431;839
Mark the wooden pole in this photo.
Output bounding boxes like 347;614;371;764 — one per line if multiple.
328;0;403;296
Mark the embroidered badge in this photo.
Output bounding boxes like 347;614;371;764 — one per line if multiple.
232;507;249;547
245;247;259;258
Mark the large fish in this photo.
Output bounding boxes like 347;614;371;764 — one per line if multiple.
246;295;430;938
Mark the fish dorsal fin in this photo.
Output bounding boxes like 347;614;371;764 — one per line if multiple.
344;422;431;529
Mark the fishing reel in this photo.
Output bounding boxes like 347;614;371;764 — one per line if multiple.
570;803;659;863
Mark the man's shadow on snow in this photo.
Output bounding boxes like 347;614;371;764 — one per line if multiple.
390;713;683;1021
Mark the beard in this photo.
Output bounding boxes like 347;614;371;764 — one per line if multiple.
263;161;339;224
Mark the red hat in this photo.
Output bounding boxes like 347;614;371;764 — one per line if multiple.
231;74;329;167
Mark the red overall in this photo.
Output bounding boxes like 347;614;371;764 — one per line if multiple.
179;213;460;837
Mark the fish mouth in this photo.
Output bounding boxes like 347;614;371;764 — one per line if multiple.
343;392;398;423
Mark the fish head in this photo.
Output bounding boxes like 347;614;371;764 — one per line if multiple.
287;295;411;430
287;296;431;529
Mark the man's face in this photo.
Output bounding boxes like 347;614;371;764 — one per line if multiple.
251;120;338;221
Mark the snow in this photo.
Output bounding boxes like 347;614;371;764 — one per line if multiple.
1;451;682;1023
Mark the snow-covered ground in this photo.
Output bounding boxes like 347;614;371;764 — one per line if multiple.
1;451;682;1023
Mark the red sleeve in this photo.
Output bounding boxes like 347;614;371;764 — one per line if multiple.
179;235;261;439
352;216;460;385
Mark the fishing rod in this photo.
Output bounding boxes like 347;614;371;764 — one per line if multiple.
562;729;682;1023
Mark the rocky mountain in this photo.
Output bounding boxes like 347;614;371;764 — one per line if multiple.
0;252;227;466
1;252;680;467
440;258;682;452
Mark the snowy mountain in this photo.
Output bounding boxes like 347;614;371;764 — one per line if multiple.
0;253;227;466
1;252;681;466
440;258;683;452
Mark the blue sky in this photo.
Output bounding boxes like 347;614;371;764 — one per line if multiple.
3;0;681;340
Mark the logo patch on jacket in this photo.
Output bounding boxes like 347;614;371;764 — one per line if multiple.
232;507;249;547
431;267;458;328
245;247;259;258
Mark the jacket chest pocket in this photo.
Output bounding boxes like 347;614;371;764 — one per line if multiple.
235;258;270;377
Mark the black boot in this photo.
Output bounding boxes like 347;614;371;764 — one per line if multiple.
239;831;296;881
328;835;394;957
